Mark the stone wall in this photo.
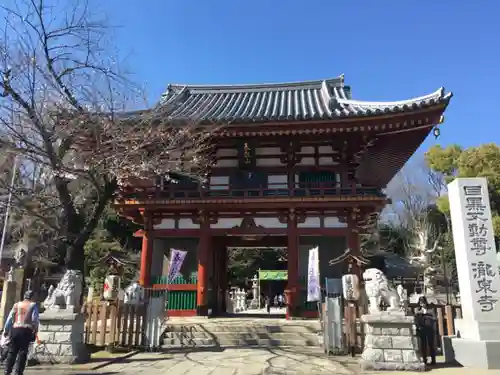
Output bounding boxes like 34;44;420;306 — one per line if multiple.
360;312;425;372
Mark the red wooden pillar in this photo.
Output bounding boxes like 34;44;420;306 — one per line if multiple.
139;212;154;287
286;209;299;319
197;217;210;316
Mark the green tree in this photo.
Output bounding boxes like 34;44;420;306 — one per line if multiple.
425;143;500;237
228;248;287;285
84;207;139;290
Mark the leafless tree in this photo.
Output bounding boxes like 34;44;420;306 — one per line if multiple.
383;159;437;229
0;0;216;273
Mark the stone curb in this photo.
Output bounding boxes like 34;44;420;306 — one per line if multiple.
26;350;140;371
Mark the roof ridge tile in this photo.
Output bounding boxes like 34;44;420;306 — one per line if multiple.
157;75;452;123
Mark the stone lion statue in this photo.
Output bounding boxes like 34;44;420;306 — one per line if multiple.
362;268;400;314
43;270;83;311
123;282;145;305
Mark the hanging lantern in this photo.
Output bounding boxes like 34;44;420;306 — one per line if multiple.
342;274;360;301
433;126;440;139
243;142;252;164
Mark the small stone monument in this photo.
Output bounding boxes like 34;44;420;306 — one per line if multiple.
249;274;260;309
34;270;90;364
233;288;246;312
445;178;500;369
397;285;409;313
226;291;234;313
360;268;424;372
86;287;95;303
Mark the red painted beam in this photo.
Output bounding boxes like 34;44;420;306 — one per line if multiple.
135;227;350;237
116;199;386;212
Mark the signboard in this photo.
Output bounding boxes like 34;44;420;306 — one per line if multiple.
325;278;342;297
448;178;500;324
258;270;288;280
307;246;321;302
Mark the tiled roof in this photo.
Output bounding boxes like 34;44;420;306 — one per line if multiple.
159;75;452;123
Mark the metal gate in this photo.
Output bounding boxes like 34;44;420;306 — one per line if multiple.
323;278;344;355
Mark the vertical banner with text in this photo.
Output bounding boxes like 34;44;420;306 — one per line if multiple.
307;246;321;302
167;249;188;283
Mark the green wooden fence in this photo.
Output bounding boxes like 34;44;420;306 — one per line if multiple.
151;274;198;310
167;290;197;310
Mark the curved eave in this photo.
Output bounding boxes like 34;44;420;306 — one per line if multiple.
356;126;436;188
160;84;452;125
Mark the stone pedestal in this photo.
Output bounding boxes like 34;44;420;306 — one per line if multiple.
249;298;260;309
33;310;90;364
360;312;425;372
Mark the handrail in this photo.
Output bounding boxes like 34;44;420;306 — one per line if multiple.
129;181;385;200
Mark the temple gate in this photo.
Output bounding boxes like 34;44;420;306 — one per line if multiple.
115;75;452;318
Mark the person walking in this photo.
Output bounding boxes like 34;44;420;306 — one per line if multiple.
277;294;284;308
2;290;39;375
414;296;436;366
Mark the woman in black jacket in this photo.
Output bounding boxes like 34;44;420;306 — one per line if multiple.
414;296;436;366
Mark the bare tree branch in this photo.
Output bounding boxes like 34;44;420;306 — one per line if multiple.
0;0;216;272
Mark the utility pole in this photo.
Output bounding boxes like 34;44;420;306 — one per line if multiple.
0;156;18;266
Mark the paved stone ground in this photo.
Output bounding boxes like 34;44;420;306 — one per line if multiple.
21;350;500;375
23;347;352;375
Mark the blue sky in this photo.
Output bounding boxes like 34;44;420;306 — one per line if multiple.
101;0;497;155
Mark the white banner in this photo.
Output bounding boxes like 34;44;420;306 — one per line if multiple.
307;246;321;302
167;249;188;283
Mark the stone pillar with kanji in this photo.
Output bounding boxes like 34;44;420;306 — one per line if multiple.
446;178;500;369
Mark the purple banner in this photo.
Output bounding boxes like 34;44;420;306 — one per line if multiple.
167;249;187;283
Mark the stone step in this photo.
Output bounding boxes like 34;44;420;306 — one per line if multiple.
164;324;321;334
162;338;216;347
163;331;320;340
162;318;322;348
162;337;320;347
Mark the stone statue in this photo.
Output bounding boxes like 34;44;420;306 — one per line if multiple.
43;270;83;311
123;282;145;305
6;266;14;282
14;247;27;267
396;284;408;311
362;268;400;314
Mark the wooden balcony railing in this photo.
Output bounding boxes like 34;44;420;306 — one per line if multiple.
132;181;385;200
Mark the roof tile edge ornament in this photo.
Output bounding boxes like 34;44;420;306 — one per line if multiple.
157;75;452;123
